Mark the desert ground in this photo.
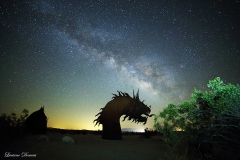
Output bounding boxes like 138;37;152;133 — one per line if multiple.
1;132;180;160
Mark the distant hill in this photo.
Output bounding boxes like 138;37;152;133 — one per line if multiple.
121;128;145;132
47;127;154;133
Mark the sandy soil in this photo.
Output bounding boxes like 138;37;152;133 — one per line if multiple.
1;133;175;160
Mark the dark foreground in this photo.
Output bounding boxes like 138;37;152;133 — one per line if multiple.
1;133;174;160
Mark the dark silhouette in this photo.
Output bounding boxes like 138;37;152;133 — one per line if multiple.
94;90;154;140
188;130;213;160
0;115;10;138
24;106;48;135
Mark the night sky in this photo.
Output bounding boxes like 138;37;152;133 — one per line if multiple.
1;0;240;131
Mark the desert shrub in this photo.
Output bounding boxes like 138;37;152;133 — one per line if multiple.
81;130;88;135
154;77;240;159
93;130;102;135
144;128;158;138
144;128;151;138
60;129;68;134
0;109;29;139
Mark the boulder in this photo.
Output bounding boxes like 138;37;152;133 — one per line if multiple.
62;136;75;144
37;135;50;142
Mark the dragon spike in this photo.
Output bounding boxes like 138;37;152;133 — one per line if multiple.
133;89;135;99
117;91;121;96
95;112;101;117
142;100;145;103
94;122;99;127
149;105;151;108
125;93;130;97
93;119;97;123
112;94;117;99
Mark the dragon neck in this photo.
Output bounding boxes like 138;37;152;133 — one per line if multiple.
102;96;135;121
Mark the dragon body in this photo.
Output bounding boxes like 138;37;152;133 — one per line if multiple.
94;90;154;140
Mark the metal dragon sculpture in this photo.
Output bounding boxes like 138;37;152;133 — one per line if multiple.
94;90;154;140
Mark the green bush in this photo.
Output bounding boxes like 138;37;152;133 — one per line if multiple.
154;77;240;159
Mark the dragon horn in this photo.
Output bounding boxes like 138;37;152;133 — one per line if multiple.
136;89;139;100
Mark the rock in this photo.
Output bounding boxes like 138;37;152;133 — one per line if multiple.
37;135;50;142
62;136;75;144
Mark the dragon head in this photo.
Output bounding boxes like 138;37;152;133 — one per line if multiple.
123;89;154;125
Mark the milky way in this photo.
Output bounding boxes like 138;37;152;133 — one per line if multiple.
1;0;240;130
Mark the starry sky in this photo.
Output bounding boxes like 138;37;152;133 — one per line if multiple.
1;0;240;131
